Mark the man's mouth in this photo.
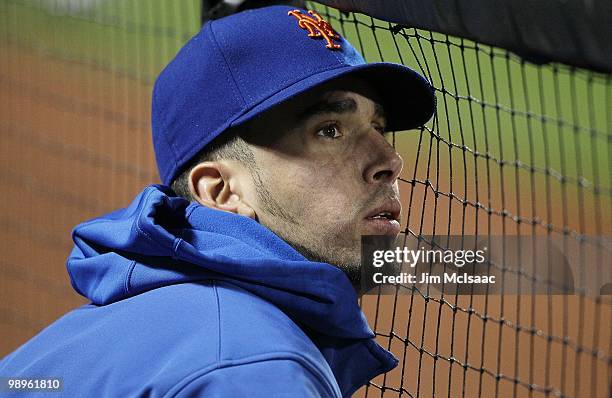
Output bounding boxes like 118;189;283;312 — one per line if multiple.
363;201;402;236
369;212;395;220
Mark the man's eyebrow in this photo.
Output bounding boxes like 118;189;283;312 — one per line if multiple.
299;98;358;120
298;97;387;123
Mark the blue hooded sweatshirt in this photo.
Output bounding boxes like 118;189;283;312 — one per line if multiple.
0;185;397;397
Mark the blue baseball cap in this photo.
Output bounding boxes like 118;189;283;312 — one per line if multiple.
152;5;436;185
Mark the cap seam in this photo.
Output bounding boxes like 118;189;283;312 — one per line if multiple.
153;83;180;184
164;23;245;184
329;40;345;64
209;21;248;107
162;121;179;184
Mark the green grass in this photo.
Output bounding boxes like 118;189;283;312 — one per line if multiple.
0;0;201;82
1;0;609;192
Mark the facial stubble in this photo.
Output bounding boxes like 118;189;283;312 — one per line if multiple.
248;164;362;284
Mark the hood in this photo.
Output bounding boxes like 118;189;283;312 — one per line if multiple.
67;185;397;394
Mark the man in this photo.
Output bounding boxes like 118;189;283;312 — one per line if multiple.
0;5;434;397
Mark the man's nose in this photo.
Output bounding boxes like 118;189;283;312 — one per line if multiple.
362;132;404;184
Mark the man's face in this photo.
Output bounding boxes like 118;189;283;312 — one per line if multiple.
240;76;404;284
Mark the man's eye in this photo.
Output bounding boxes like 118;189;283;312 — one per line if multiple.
316;124;342;139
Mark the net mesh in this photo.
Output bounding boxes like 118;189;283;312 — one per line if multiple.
0;1;610;397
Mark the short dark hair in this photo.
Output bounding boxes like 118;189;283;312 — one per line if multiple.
170;124;255;201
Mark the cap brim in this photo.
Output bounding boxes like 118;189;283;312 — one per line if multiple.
231;62;436;132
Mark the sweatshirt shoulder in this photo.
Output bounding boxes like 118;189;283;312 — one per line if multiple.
213;280;327;362
168;280;341;397
134;281;338;396
167;355;340;397
1;281;337;397
0;282;222;396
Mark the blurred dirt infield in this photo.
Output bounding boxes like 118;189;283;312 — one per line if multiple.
0;41;157;354
1;10;610;398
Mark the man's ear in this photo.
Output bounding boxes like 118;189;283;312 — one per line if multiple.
187;161;256;219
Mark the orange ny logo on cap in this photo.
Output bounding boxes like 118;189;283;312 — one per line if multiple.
288;9;341;50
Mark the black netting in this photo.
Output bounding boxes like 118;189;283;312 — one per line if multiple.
0;1;609;397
